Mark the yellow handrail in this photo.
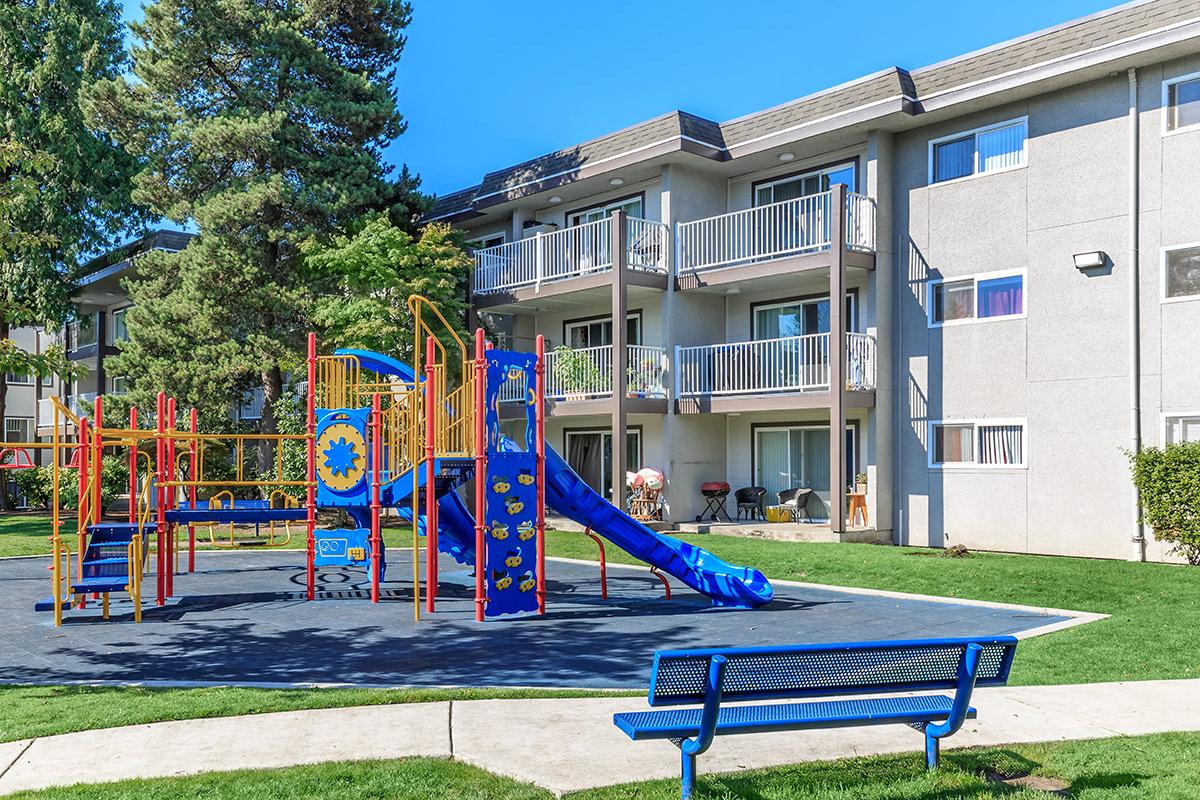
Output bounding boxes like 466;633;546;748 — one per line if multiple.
126;533;142;623
51;536;71;627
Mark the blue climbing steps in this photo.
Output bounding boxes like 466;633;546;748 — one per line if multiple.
34;522;153;612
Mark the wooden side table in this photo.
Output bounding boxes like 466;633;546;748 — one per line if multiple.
847;492;868;526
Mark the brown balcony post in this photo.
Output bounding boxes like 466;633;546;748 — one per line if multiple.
829;184;847;533
611;209;628;505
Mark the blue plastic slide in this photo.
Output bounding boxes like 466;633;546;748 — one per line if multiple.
411;444;772;607
536;443;773;608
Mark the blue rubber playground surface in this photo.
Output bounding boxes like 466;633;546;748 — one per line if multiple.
0;550;1075;688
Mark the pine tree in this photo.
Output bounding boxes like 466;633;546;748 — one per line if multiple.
0;1;139;505
85;0;415;435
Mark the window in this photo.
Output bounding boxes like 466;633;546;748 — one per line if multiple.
108;375;130;396
4;371;33;385
929;420;1025;468
4;417;33;443
568;195;642;227
67;314;98;350
753;294;857;339
929;118;1027;184
753;162;856;206
564;428;641;500
110;307;130;344
467;233;505;250
1164;72;1200;133
1162;244;1200;302
1165;414;1200;445
563;313;641;349
753;425;856;520
929;271;1025;326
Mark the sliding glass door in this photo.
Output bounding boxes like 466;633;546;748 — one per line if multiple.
565;429;641;501
754;425;855;520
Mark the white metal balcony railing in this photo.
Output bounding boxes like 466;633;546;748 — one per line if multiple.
497;344;669;402
37;393;100;426
675;332;876;398
473;216;670;294
676;190;876;274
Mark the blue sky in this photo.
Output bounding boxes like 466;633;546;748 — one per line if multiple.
120;0;1119;198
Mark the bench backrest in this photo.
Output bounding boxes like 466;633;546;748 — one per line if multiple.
647;636;1018;706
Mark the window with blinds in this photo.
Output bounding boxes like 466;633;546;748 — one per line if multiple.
930;420;1025;468
929;118;1027;184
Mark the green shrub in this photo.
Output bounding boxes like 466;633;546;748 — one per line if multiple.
1130;441;1200;564
11;456;131;513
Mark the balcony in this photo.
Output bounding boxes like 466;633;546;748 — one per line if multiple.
675;332;876;412
37;393;99;428
676;190;876;286
472;216;670;304
499;344;669;415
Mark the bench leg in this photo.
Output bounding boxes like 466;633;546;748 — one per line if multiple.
925;732;940;769
681;749;697;799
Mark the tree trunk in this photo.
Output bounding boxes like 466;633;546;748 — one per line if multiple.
0;318;9;510
256;364;284;477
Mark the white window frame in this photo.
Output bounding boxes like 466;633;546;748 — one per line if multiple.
109;305;132;345
927;268;1027;327
927;116;1028;186
1162;70;1200;136
4;416;34;443
568;194;643;228
928;418;1027;469
1160;242;1200;304
1162;412;1200;445
753;161;857;205
4;371;33;385
752;293;858;339
466;232;506;250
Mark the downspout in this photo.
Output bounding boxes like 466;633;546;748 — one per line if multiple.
1127;67;1146;562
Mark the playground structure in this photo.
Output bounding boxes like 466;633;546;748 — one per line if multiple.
18;296;772;626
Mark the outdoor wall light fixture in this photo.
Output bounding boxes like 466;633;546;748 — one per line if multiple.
1073;251;1107;270
778;152;795;162
548;195;562;203
609;177;624;186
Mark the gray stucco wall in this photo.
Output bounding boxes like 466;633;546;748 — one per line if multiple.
893;62;1200;562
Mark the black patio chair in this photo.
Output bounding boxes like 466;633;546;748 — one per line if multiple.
735;486;767;521
778;487;813;522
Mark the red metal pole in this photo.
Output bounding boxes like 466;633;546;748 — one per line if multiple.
91;396;103;525
473;328;486;622
91;396;103;600
76;416;89;609
370;392;382;603
165;397;177;597
306;333;317;600
128;407;137;525
424;335;437;612
155;391;166;606
188;408;197;573
583;527;608;600
535;334;547;615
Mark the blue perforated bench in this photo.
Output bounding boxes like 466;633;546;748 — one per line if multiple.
613;636;1018;799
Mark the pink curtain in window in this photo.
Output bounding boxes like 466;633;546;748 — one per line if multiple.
978;277;1023;318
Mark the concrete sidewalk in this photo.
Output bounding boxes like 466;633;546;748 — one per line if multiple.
1;680;1198;796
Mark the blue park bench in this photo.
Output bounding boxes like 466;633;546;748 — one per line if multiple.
613;636;1019;799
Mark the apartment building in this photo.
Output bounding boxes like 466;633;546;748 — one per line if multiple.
431;0;1200;562
30;229;198;435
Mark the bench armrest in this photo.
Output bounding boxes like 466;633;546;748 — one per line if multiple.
925;642;982;739
680;654;727;758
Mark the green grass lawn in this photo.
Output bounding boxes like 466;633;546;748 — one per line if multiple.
0;514;58;557
544;530;1200;687
7;732;1200;799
